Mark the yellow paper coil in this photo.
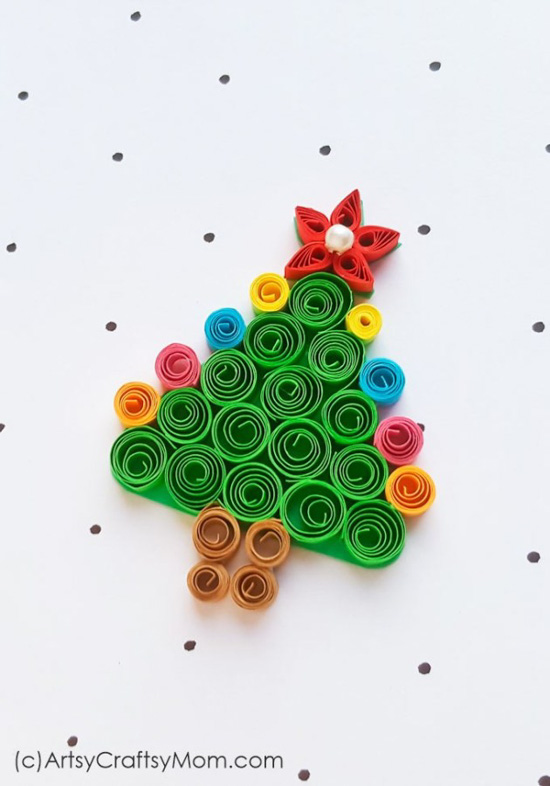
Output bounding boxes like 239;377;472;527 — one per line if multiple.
250;273;289;313
345;304;383;343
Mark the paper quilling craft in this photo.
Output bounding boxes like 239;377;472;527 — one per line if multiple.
110;190;436;608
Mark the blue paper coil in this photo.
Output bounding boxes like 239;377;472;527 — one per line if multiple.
205;308;246;351
359;358;405;406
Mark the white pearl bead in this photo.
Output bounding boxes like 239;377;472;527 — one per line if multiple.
325;223;354;254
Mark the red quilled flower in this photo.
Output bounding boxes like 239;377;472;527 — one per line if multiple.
284;189;400;293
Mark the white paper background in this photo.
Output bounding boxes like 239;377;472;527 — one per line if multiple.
1;1;550;784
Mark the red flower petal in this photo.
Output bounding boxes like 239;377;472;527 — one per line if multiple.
284;242;332;280
354;225;400;262
333;248;374;292
330;189;362;232
295;206;330;244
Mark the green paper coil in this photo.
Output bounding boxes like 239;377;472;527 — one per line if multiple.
321;389;378;444
157;387;212;444
344;499;406;567
244;313;305;369
223;462;282;522
200;349;257;406
288;272;353;332
308;330;364;386
212;403;270;463
261;365;323;420
330;444;388;500
165;444;226;514
110;426;170;492
268;418;331;480
281;480;346;543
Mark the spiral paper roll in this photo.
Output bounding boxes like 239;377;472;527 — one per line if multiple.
345;304;383;343
230;564;278;610
321;389;378;445
157;388;212;444
288;272;353;332
261;365;323;421
187;561;230;602
250;273;290;313
244;313;305;369
110;426;169;492
192;504;241;562
359;358;405;406
374;417;424;466
114;381;160;428
204;308;246;351
200;349;257;406
385;466;436;516
212;403;270;463
344;499;406;567
165;444;226;514
281;480;346;543
308;330;364;386
245;519;291;568
268;418;331;480
330;445;388;501
155;343;200;390
223;462;282;523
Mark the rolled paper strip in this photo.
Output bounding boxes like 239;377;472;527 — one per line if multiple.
284;242;333;279
244;313;305;370
212;403;270;463
345;303;383;343
288;272;353;332
281;480;346;544
308;330;364;386
261;365;323;421
204;308;246;351
385;465;436;516
294;207;329;245
157;387;212;444
249;273;290;313
110;426;169;492
223;462;282;523
187;561;230;602
321;389;378;445
374;417;424;466
330;189;363;233
268;418;331;480
330;444;388;501
114;381;160;428
192;504;241;561
245;519;291;569
355;225;400;263
165;444;226;514
200;349;257;406
333;247;375;293
359;358;405;406
155;343;200;390
230;564;278;610
344;499;406;567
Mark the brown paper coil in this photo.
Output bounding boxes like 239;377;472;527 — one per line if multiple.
245;519;291;568
187;561;230;602
192;504;241;562
230;564;278;610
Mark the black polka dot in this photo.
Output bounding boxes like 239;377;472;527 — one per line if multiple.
0;424;5;433
319;145;331;156
417;225;431;235
429;62;441;71
105;321;117;331
528;551;541;563
538;777;550;786
298;770;310;781
418;662;431;674
67;736;78;747
90;525;101;535
6;243;16;253
203;233;215;243
18;91;29;100
130;11;141;21
184;640;196;651
532;321;545;333
219;74;230;84
112;152;123;162
417;423;425;432
545;145;550;153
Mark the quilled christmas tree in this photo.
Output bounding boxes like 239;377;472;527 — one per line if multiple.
110;190;436;610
